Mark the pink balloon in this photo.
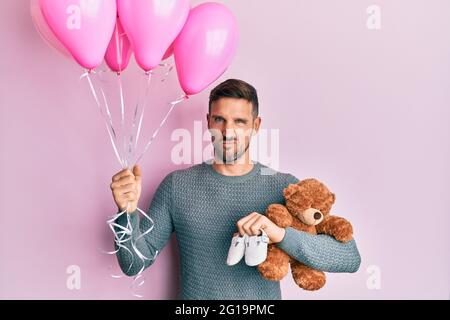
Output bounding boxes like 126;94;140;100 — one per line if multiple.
174;3;239;96
30;0;71;58
118;0;190;71
105;17;132;73
163;42;174;61
39;0;117;70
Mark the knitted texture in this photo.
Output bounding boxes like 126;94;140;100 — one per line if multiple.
114;162;361;299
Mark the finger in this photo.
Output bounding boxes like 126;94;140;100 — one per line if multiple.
112;168;133;182
242;215;260;236
114;183;137;195
236;212;260;236
236;212;259;227
110;178;133;190
112;175;135;188
122;192;137;201
242;214;261;236
133;165;142;179
249;216;267;236
118;175;136;185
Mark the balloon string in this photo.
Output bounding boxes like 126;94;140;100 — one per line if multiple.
134;94;188;165
103;94;183;295
117;74;127;168
87;64;176;297
101;201;158;298
133;72;152;158
126;72;151;167
113;23;126;167
127;63;174;166
151;62;174;82
81;70;123;167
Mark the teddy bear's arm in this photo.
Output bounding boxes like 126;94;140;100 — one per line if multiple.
316;215;353;243
265;204;293;228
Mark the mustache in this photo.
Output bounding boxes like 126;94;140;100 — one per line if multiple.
212;136;238;142
222;136;237;142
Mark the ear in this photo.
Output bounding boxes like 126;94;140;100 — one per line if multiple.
206;113;210;130
321;192;336;215
283;184;299;200
252;116;261;135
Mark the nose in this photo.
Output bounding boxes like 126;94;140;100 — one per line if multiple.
223;128;237;138
314;211;322;220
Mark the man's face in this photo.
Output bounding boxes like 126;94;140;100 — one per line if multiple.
207;97;261;164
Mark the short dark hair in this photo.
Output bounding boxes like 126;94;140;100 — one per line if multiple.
208;79;259;117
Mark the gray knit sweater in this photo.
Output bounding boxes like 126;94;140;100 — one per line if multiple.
114;161;361;299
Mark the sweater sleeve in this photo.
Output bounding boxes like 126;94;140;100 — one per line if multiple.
113;173;175;276
276;227;361;273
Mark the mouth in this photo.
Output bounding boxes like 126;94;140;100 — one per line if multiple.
222;140;237;148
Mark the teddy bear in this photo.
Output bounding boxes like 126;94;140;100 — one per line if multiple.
257;178;353;291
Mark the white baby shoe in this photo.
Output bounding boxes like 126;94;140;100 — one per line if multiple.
244;229;269;266
226;234;247;266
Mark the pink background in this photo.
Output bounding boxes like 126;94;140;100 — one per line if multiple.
1;0;449;299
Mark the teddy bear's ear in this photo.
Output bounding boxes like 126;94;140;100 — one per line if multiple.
283;184;299;200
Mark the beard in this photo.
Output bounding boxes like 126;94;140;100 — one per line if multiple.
213;137;251;164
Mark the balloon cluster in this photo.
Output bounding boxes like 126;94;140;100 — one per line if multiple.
31;0;238;96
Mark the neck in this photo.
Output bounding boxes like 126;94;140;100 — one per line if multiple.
212;151;254;176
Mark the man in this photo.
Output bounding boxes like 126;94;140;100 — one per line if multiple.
110;79;361;299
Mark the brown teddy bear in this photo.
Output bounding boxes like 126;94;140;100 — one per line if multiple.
257;178;353;291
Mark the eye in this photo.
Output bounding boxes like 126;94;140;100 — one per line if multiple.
214;117;224;123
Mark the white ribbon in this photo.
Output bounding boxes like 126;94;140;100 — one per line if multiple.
83;63;184;298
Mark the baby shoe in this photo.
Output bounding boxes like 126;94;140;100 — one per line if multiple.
226;234;247;266
244;229;269;266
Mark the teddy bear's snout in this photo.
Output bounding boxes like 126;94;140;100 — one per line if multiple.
299;208;324;226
